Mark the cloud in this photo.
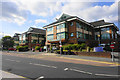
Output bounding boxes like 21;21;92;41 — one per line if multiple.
62;2;118;23
1;0;118;26
1;2;27;25
0;32;13;37
35;19;47;24
11;0;63;17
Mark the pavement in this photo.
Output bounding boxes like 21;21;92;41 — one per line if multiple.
1;70;30;80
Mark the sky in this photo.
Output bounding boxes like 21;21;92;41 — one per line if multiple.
0;0;119;38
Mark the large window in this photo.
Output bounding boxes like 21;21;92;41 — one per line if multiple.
47;34;53;41
47;27;53;32
70;22;73;26
32;40;38;43
77;32;83;38
85;34;89;39
101;27;110;39
76;22;82;28
57;32;65;40
23;34;26;40
57;23;65;30
101;33;110;39
32;34;38;37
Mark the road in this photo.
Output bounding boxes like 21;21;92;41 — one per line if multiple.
2;53;120;80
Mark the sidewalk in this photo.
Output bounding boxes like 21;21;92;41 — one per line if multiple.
58;55;119;63
1;70;30;80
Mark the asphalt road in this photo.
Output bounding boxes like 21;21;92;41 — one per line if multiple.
2;54;120;80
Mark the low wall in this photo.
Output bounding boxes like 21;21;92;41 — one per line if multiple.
74;52;111;58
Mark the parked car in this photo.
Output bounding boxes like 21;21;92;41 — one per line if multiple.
8;48;16;51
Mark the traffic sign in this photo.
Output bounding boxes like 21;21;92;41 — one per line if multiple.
59;45;62;47
110;44;114;49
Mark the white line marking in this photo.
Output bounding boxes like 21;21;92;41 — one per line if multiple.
29;63;57;69
16;61;20;62
36;76;44;80
95;74;120;77
6;59;15;61
70;68;92;75
64;68;69;71
5;59;20;62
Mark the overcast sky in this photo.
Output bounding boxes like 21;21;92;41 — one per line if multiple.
0;0;119;38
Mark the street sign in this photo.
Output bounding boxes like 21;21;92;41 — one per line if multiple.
110;44;115;49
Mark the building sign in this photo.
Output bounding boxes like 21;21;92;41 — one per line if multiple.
94;47;103;52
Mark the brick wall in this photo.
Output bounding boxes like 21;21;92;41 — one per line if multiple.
67;21;78;44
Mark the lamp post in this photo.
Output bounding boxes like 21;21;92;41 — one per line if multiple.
59;24;62;55
56;18;62;55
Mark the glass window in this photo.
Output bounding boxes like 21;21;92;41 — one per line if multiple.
57;23;65;30
115;33;117;39
101;27;110;39
57;32;65;40
70;22;73;26
86;34;89;39
70;33;74;37
76;22;82;28
77;32;82;38
101;33;110;39
32;40;38;43
47;34;53;41
47;27;53;32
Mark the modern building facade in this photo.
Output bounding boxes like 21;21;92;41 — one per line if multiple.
18;27;46;49
91;20;120;51
13;33;21;47
43;14;119;51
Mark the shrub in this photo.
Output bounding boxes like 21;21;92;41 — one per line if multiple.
35;46;40;50
16;46;19;50
23;45;28;49
16;45;29;51
81;43;86;49
70;44;76;50
63;45;69;50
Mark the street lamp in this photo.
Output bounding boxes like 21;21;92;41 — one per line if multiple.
56;18;62;55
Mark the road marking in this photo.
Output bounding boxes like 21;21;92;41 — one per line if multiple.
58;57;120;66
36;76;44;80
64;68;69;71
95;73;120;77
5;59;20;63
5;59;15;61
29;63;57;69
15;61;20;62
70;68;92;75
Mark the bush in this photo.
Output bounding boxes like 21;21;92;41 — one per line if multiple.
35;46;40;50
63;45;69;50
16;46;19;50
81;43;86;49
16;45;29;51
23;45;28;49
62;43;88;52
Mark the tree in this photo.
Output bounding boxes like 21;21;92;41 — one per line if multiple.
2;36;14;50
